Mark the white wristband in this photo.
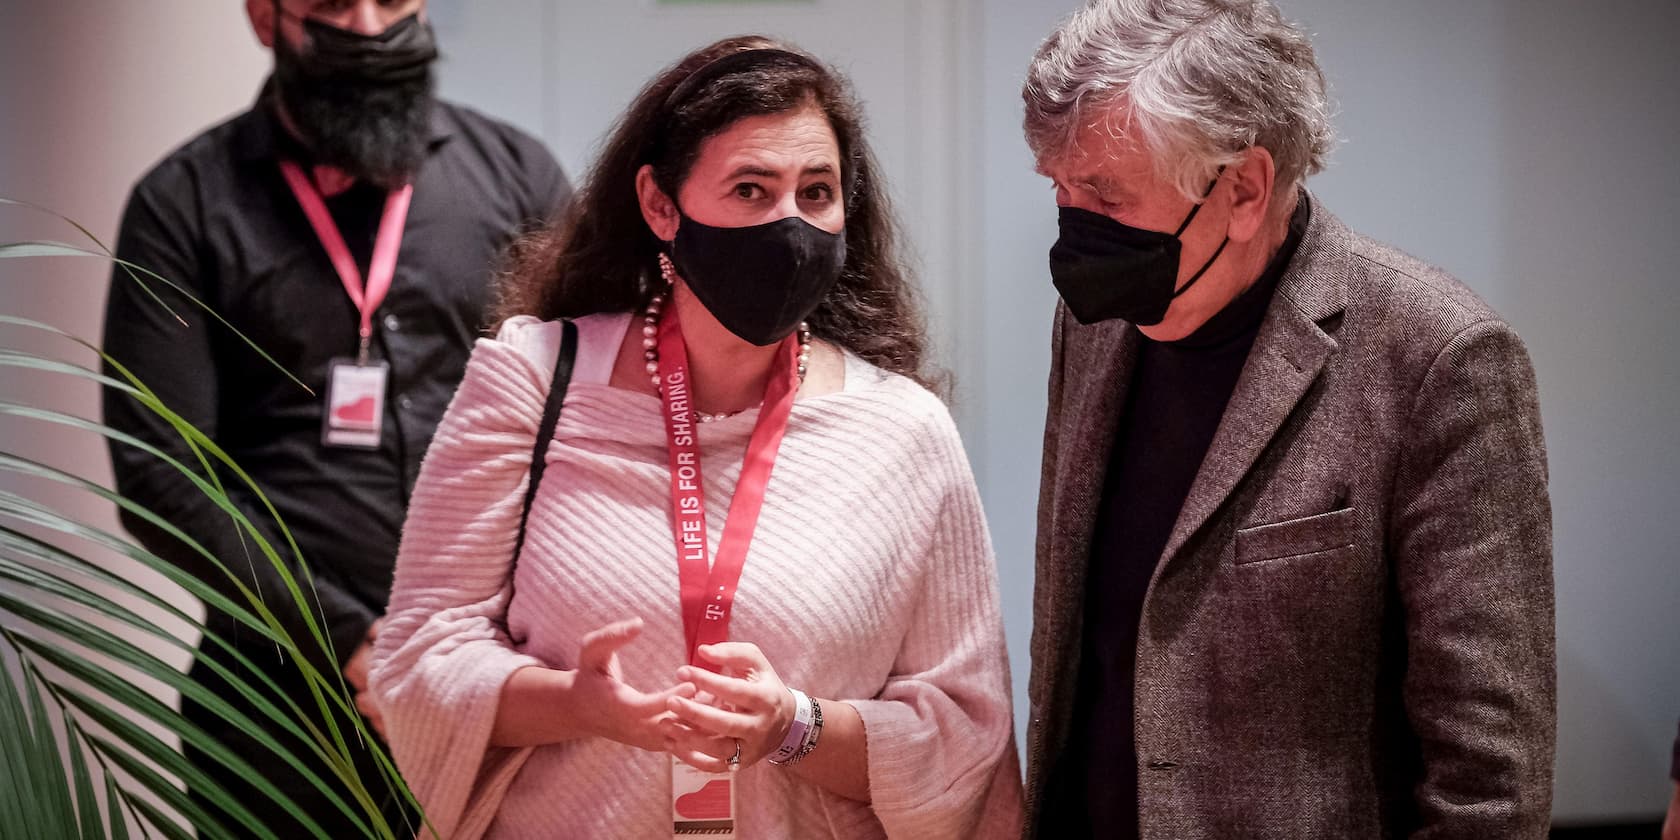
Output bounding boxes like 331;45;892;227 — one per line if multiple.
768;688;813;765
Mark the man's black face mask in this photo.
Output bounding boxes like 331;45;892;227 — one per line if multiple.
273;11;439;188
1047;172;1228;326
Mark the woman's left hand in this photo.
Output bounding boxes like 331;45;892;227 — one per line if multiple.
664;642;796;773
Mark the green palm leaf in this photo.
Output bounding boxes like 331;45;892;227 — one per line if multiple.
1;199;425;838
66;710;102;840
22;661;79;831
103;771;131;840
0;541;375;831
0;648;51;837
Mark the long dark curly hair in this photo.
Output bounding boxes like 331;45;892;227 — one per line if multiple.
493;35;936;390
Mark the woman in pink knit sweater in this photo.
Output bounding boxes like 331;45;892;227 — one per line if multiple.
369;35;1021;839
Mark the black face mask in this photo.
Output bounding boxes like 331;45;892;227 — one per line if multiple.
670;213;848;346
273;12;439;188
1047;179;1229;326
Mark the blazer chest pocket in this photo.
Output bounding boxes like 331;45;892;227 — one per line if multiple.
1235;507;1357;565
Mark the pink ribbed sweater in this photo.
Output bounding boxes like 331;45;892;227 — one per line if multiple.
370;314;1022;839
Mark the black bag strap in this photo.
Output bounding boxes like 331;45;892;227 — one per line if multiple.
510;319;578;578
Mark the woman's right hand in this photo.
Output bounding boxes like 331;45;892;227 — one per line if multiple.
566;618;683;751
491;617;684;749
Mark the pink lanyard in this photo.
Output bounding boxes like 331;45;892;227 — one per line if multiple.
657;305;801;669
278;160;413;363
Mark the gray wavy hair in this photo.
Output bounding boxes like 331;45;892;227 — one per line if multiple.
1023;0;1334;201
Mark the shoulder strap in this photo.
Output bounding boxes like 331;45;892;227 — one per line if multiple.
510;319;578;578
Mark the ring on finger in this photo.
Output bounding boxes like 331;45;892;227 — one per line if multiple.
727;739;741;771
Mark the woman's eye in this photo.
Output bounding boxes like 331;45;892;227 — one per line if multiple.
802;183;835;201
733;183;764;200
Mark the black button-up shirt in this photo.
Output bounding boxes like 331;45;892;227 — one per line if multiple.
102;88;570;667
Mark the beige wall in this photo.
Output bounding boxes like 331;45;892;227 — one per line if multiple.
0;1;268;827
0;5;268;521
0;4;267;599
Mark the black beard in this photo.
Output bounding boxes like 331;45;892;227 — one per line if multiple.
273;39;434;189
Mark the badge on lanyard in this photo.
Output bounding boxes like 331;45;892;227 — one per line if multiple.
322;357;389;448
278;159;413;451
656;304;801;839
672;758;736;837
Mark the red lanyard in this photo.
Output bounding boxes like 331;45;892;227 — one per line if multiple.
278;160;413;363
658;305;800;669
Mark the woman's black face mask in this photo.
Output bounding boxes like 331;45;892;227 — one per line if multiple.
1047;173;1228;326
670;212;848;347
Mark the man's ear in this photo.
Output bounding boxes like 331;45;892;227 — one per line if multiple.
247;0;277;49
636;165;681;242
1224;146;1277;244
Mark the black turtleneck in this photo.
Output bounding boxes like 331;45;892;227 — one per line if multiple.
1041;194;1312;839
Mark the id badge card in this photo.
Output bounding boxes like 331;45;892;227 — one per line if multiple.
671;756;734;837
322;358;388;449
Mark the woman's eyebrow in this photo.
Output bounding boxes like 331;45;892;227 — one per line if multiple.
722;162;836;180
723;163;781;180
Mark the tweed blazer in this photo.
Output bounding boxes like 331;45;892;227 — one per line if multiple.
1024;201;1555;839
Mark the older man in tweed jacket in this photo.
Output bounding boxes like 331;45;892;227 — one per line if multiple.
1019;2;1555;839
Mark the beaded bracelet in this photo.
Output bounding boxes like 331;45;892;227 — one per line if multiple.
788;697;823;764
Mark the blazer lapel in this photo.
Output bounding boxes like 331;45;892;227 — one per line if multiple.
1043;318;1137;689
1151;200;1352;581
1053;321;1136;577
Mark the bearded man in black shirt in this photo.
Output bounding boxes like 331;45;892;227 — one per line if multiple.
101;1;570;834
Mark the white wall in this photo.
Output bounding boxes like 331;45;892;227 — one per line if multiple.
972;0;1078;782
3;0;1675;829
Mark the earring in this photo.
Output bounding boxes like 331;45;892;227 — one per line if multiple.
657;252;677;287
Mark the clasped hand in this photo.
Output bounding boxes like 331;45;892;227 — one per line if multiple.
572;618;795;771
